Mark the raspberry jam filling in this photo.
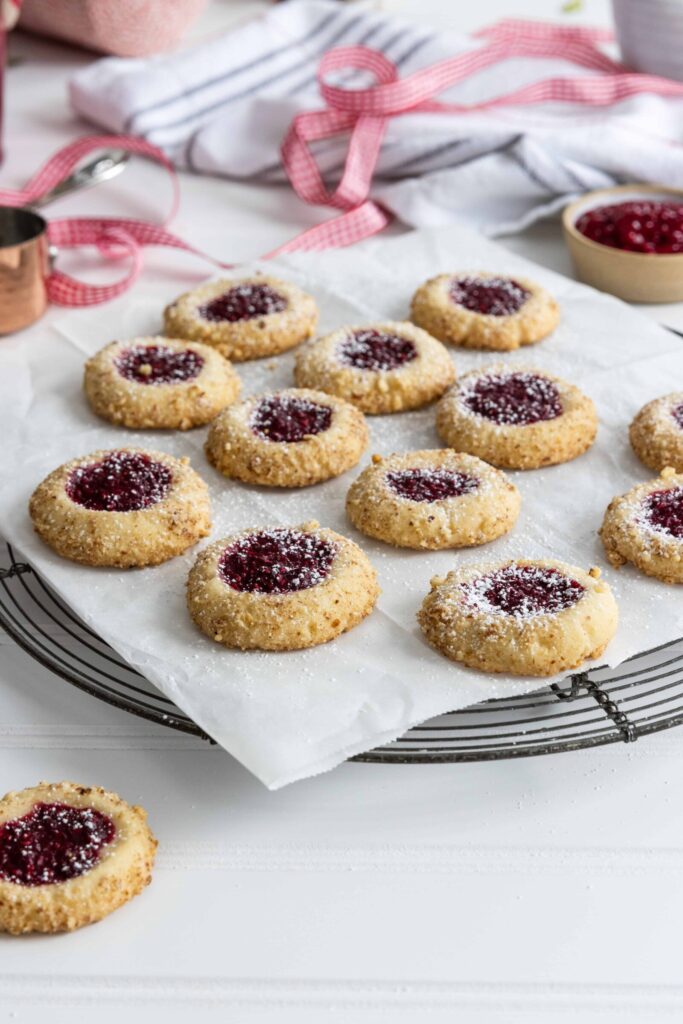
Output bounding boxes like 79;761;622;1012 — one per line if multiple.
450;276;530;316
464;565;585;618
0;802;116;887
576;200;683;254
219;529;336;594
463;371;562;426
672;403;683;430
641;487;683;539
338;329;418;371
251;395;332;443
198;283;287;322
115;344;204;385
387;468;480;503
66;451;173;512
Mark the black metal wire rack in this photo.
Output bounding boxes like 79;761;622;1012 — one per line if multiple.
2;539;683;763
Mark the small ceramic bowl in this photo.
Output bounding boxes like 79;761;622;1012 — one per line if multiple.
562;184;683;303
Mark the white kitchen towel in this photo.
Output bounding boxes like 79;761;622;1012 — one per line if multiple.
69;1;683;237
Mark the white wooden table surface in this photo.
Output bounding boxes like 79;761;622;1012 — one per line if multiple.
3;1;683;1021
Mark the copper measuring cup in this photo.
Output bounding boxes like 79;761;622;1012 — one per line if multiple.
0;150;129;334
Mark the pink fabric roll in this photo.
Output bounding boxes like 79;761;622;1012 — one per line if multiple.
19;0;208;56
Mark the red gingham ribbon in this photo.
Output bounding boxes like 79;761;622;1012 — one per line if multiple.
6;20;683;307
280;23;683;219
0;133;390;306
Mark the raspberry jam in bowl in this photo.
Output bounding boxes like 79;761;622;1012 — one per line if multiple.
576;201;683;254
563;185;683;302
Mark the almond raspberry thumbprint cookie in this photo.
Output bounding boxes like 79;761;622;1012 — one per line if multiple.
293;321;455;414
346;450;520;550
205;388;368;487
419;560;618;677
0;781;157;934
187;522;379;651
410;272;559;351
84;337;241;430
629;392;683;473
436;365;597;470
600;467;683;583
163;275;318;362
29;448;211;567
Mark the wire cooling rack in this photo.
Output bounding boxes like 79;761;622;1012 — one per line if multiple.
2;540;683;763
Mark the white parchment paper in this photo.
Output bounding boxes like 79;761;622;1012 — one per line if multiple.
1;225;682;788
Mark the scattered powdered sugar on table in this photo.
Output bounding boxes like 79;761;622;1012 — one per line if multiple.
1;225;683;787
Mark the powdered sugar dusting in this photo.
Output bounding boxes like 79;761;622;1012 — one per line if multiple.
636;487;683;540
338;329;417;371
461;565;585;619
219;528;337;594
66;451;173;512
250;395;333;443
0;802;116;887
199;283;287;323
450;276;530;316
115;344;204;385
460;370;562;426
387;468;480;503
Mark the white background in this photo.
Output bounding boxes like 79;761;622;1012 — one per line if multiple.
3;0;683;1021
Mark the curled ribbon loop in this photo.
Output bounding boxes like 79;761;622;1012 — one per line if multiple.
0;136;188;307
4;20;683;306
